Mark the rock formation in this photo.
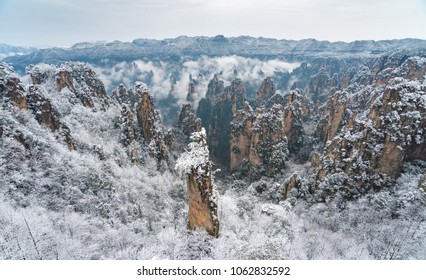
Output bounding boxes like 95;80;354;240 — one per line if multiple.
197;77;245;168
177;103;201;137
283;173;302;199
134;82;170;164
26;85;60;132
176;128;219;237
315;91;349;144
186;74;196;102
0;62;27;110
26;85;76;150
111;84;130;105
230;102;254;171
1;63;75;150
205;74;224;101
229;79;310;177
120;104;138;164
311;55;426;196
27;62;107;109
255;77;275;105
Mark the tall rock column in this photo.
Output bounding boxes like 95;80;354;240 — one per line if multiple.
134;82;170;164
176;128;219;237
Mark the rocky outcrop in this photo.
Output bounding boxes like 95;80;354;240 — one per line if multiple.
310;54;426;195
281;89;308;150
0;62;27;110
135;82;156;143
177;103;201;137
1;63;75;150
120;104;138;164
248;104;290;176
26;85;60;132
283;173;301;199
27;62;107;109
255;77;275;105
230;102;254;171
295;58;362;102
26;85;75;150
197;77;246;168
205;74;224;100
169;75;177;96
222;78;246;114
186;165;219;237
186;74;196;102
134;82;170;164
314;78;425;194
229;83;309;177
308;70;339;102
112;83;139;164
315;92;349;144
176;128;219;237
111;84;130;105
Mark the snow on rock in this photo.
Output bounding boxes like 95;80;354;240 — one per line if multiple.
175;128;219;237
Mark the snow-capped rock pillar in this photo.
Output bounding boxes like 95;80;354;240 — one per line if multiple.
176;128;219;237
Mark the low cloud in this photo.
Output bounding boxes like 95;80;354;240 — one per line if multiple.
95;56;299;109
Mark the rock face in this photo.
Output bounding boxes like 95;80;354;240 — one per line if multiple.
197;77;245;168
186;74;196;102
176;128;219;237
134;82;170;164
294;58;362;102
26;85;76;150
283;173;301;199
0;62;27;110
205;74;225;100
246;104;290;176
135;82;156;143
229;79;310;177
280;89;309;151
196;75;311;176
27;62;107;109
177;103;201;137
230;102;254;171
120;104;138;165
26;85;60;132
255;77;275;105
315;92;349;144
112;85;139;164
312;55;426;196
318;81;425;183
111;84;130;105
1;63;75;150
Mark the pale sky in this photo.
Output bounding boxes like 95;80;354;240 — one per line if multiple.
0;0;425;47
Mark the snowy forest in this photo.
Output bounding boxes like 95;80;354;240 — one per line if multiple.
1;40;426;259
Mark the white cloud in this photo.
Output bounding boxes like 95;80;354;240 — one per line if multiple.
95;56;300;110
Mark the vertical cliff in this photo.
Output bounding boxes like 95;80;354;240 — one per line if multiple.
176;128;219;237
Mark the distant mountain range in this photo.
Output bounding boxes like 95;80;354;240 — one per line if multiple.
0;43;38;60
3;36;426;72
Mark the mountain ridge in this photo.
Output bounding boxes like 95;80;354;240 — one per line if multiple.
3;36;426;72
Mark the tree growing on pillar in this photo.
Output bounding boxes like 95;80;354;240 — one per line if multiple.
175;128;219;237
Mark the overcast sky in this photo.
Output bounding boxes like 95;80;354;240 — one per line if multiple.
0;0;425;47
